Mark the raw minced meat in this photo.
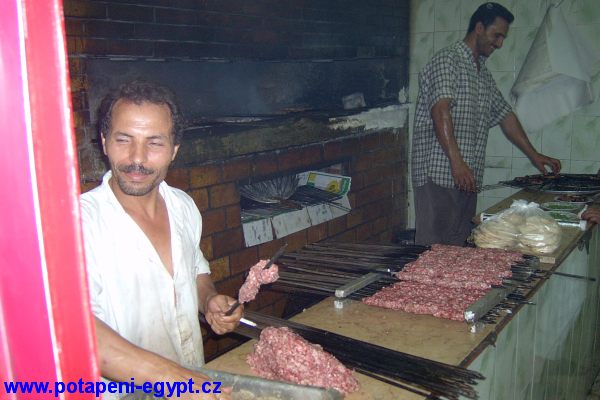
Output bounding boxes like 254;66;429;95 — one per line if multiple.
247;327;360;394
239;260;280;303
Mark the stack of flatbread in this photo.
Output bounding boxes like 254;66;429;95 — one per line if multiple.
473;201;561;255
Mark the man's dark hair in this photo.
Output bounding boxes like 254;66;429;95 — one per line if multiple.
97;80;186;145
467;2;514;33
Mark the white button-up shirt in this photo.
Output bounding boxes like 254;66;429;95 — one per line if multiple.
81;171;210;368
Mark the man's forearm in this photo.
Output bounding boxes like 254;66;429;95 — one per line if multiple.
196;274;219;315
500;112;539;159
431;99;462;165
95;317;174;383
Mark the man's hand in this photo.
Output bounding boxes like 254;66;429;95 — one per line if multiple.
530;153;561;175
450;159;477;192
582;207;600;225
205;294;243;335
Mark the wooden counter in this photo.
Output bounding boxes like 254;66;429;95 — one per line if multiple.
207;189;600;400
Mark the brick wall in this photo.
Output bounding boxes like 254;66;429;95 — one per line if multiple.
65;0;409;182
64;0;408;61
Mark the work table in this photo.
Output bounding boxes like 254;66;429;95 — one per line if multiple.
207;189;600;400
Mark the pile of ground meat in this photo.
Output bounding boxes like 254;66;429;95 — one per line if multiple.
396;244;521;290
247;326;360;395
363;244;524;321
238;260;280;303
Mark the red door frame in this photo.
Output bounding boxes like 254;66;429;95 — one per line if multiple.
0;0;99;398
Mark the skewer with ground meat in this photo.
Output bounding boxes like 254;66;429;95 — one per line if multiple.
238;260;280;303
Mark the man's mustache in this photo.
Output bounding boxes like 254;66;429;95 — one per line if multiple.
118;164;154;175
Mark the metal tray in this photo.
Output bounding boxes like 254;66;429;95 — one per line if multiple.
122;367;344;400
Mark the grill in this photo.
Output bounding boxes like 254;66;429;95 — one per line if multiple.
499;173;600;194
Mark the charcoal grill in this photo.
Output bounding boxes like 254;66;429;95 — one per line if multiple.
499;173;600;194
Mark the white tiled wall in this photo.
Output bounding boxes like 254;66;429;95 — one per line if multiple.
407;0;600;227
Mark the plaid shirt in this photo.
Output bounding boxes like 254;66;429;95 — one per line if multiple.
411;41;512;189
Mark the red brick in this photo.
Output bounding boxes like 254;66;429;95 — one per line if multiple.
354;151;378;172
107;4;154;22
283;230;308;253
354;181;390;207
327;216;347;236
85;20;135;38
156;8;202;25
372;216;389;235
209;183;239;208
65;20;85;36
165;168;190;191
346;208;363;228
346;193;356;208
200;236;213;260
67;37;108;55
77;146;104;182
70;75;87;92
190;188;209;211
372;146;400;166
331;229;356;242
214;275;244;298
252;154;278;178
350;172;365;191
74;127;88;144
201;209;226;237
222;157;252;182
63;0;106;18
277;145;322;173
258;238;287;259
362;165;388;186
358;132;381;151
323;138;360;160
190;164;222;188
377;230;394;243
67;58;86;76
323;140;344;161
392;214;404;228
106;39;154;57
212;228;244;258
225;205;241;229
356;222;374;241
80;180;101;193
363;201;384;221
209;256;230;282
307;224;328;244
229;247;259;275
154;41;230;59
72;110;90;128
70;91;87;111
342;137;361;154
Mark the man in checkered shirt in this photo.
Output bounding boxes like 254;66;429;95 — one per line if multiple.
411;2;561;246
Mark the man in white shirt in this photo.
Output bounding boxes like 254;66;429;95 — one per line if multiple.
80;80;242;399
